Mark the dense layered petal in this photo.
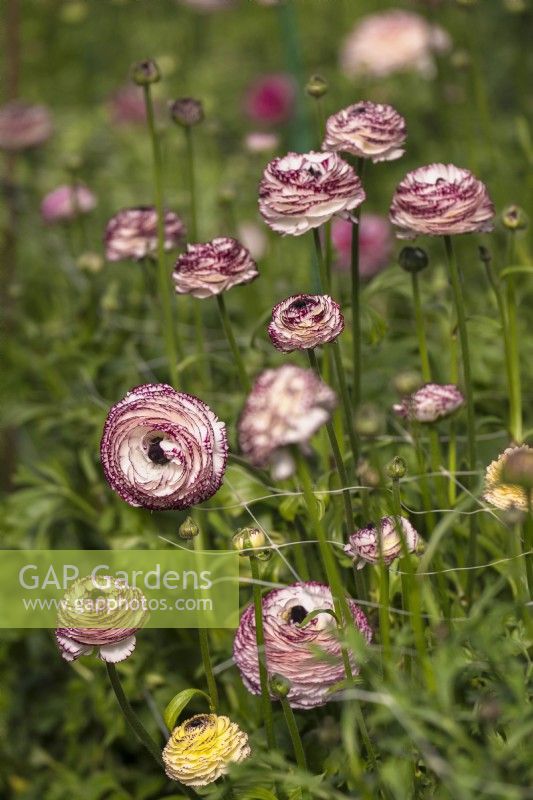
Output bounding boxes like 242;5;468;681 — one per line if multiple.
344;517;421;569
484;446;533;511
233;582;372;709
173;238;258;298
163;714;250;786
105;207;186;261
340;10;451;79
41;185;97;223
100;383;228;510
323;101;406;162
389;164;494;238
259;150;365;236
238;366;336;478
0;101;53;151
393;383;464;422
268;294;344;352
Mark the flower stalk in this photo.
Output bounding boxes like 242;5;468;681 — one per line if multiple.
216;294;250;392
249;555;276;749
350;157;365;408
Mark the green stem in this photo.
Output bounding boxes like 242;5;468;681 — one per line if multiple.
443;236;478;592
505;231;522;443
216;293;250;392
198;628;219;713
378;560;391;668
524;492;533;599
280;696;307;771
312;228;330;293
184;126;197;241
331;340;359;471
350;157;365;408
411;271;431;383
143;84;182;385
106;662;163;766
249;556;276;748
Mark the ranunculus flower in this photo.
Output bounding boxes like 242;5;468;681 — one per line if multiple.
389;164;495;239
268;293;344;352
100;383;228;510
340;10;451;79
163;714;250;786
244;131;280;154
484;446;533;511
233;582;372;709
393;383;464;422
56;575;148;663
104;207;186;262
331;214;393;277
323;101;406;163
244;73;296;125
172;237;258;299
41;184;97;223
0;101;53;151
344;516;420;569
259;151;365;236
238;366;337;479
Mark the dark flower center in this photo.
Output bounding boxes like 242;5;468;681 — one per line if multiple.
185;716;208;731
307;166;321;179
289;605;308;624
290;298;312;311
147;436;170;465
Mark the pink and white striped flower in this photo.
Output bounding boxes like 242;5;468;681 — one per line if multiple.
173;238;258;298
0;101;53;151
323;101;406;163
41;184;97;223
344;517;421;569
393;383;464;423
100;383;228;510
389;164;494;239
104;207;186;262
268;294;344;352
233;582;372;709
259;151;365;236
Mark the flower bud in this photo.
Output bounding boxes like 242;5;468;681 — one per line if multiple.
169;97;204;127
354;403;383;437
269;673;292;699
398;246;429;274
306;74;328;99
501;449;533;490
232;527;266;555
178;517;200;540
501;205;528;232
386;456;407;480
131;59;160;86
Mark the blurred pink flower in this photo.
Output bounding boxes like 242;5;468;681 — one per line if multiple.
345;516;421;569
178;0;233;10
105;207;185;261
331;214;392;278
41;185;97;224
107;85;147;125
340;10;451;79
0;101;53;151
237;221;267;260
244;131;280;154
393;383;465;422
244;74;296;125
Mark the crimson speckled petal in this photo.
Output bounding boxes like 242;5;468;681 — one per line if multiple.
344;516;421;569
268;294;344;352
173;237;258;298
323;101;406;163
233;582;372;709
259;150;365;236
393;382;464;422
104;206;186;261
100;383;228;510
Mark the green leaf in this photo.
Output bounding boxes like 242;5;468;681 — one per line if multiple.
242;788;279;800
499;265;533;280
163;688;213;731
296;607;338;628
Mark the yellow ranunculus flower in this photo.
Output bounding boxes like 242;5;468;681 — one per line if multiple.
484;446;532;511
162;714;251;786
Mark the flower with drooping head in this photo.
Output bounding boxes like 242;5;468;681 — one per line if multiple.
104;207;186;262
41;185;97;224
393;383;464;423
331;214;392;277
0;101;53;151
55;574;148;663
100;383;228;510
484;445;533;511
233;582;372;709
244;73;296;125
268;293;344;352
238;366;337;479
323;101;406;163
389;164;495;239
163;714;250;786
259;151;365;236
340;10;451;79
344;516;420;570
172;238;258;299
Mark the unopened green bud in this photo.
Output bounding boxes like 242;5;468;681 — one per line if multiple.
178;516;200;540
502;205;528;232
386;456;407;481
232;527;266;556
131;59;160;86
306;75;328;99
398;246;429;274
169;97;204;127
269;673;291;699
